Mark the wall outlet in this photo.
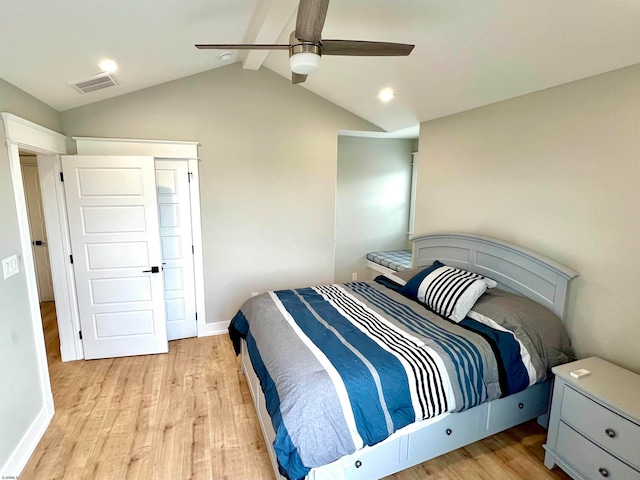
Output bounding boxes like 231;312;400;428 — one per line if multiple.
2;254;20;279
352;272;358;281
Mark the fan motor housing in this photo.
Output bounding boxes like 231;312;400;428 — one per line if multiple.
289;43;322;57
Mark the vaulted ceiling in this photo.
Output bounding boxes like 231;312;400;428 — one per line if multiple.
1;0;639;133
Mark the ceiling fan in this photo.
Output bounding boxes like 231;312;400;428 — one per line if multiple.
195;0;414;84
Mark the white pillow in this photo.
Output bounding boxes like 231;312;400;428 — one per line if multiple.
416;265;497;322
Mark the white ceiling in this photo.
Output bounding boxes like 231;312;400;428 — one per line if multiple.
2;0;639;133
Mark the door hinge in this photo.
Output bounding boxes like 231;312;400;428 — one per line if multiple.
195;312;198;321
192;245;195;254
79;330;83;340
69;254;74;264
188;172;192;183
59;171;64;182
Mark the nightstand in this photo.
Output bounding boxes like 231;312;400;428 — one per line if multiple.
544;357;640;480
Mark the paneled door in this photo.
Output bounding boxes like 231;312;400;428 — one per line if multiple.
155;159;197;340
62;155;168;359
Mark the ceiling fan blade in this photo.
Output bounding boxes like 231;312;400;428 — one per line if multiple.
292;72;308;84
195;44;290;50
295;0;329;43
321;40;414;56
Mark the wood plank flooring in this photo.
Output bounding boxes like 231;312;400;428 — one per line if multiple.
22;303;571;480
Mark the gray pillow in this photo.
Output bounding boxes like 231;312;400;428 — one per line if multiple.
470;289;575;372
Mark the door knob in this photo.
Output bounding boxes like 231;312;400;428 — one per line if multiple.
142;266;160;273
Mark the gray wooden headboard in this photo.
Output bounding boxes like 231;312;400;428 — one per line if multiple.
411;233;578;320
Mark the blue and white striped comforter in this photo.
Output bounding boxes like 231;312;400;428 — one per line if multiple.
229;280;549;480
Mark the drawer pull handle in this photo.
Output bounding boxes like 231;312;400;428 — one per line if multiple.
599;467;609;477
355;460;362;469
605;428;616;438
446;428;452;436
518;403;524;409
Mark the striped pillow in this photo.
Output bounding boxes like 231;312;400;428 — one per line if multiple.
401;261;497;322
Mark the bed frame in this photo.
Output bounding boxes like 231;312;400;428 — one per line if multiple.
241;232;578;480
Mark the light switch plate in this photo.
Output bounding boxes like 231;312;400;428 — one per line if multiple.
2;254;19;279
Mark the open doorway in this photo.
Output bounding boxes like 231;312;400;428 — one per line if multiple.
20;152;61;366
20;155;54;302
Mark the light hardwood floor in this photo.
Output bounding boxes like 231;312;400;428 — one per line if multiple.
22;303;571;480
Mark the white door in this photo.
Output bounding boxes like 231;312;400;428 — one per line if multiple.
155;159;197;340
21;164;55;302
62;155;168;359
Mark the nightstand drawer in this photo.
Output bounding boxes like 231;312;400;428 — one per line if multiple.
561;386;640;469
557;422;640;480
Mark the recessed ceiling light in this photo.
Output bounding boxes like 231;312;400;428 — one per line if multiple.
98;59;118;73
379;88;395;102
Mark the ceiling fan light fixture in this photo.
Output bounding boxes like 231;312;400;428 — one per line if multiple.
290;52;321;75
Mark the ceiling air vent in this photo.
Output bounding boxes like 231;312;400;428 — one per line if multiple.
68;71;119;94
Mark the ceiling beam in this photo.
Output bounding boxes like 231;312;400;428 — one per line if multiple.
242;0;299;70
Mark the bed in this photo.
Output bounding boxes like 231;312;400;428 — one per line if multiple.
229;233;578;480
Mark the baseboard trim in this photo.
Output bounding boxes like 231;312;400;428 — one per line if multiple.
0;404;52;477
201;320;229;337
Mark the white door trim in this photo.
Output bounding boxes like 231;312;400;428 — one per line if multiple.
37;155;84;360
4;138;54;399
72;137;199;158
188;158;208;337
73;137;207;336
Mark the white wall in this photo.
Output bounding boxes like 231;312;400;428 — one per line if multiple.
0;78;61;473
335;136;415;282
60;64;378;328
415;65;640;373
